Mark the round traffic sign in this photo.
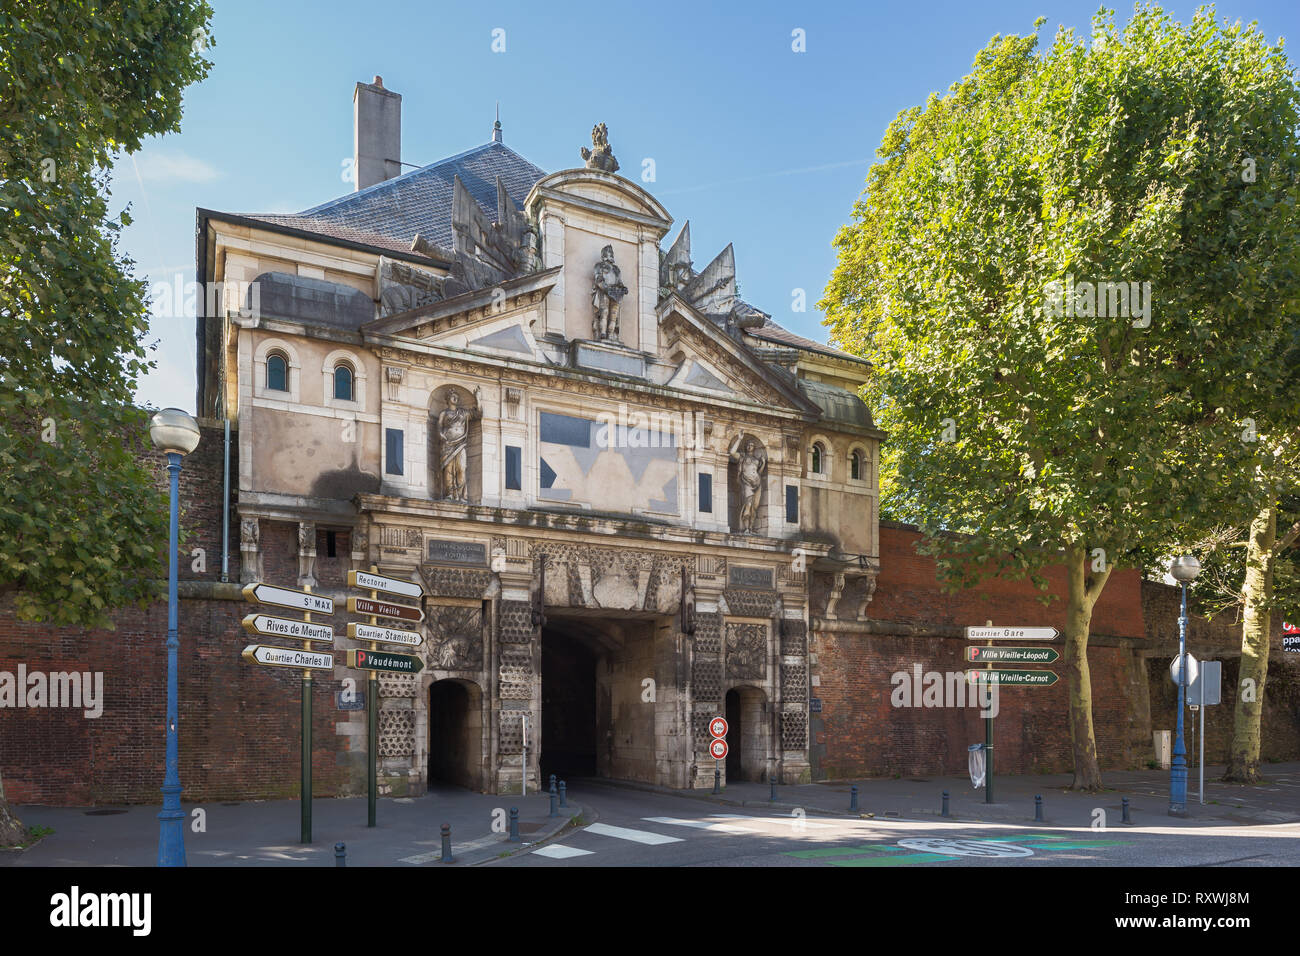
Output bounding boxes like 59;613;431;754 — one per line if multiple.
709;738;728;760
709;716;728;739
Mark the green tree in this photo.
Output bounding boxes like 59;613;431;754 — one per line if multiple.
0;1;213;627
821;6;1300;790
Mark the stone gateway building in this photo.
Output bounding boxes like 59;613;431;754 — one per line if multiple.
195;79;883;795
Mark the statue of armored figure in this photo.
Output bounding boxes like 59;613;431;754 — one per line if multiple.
591;244;628;341
729;435;767;534
437;389;481;501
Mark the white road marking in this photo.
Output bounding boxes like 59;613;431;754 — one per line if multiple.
710;813;836;830
643;816;757;833
532;844;594;859
400;833;500;864
585;823;683;845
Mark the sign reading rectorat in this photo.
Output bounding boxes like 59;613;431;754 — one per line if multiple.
728;565;774;589
426;539;487;566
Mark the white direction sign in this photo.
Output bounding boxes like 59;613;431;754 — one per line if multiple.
243;582;334;615
347;622;423;647
964;626;1059;642
242;644;334;670
348;570;424;600
242;614;334;643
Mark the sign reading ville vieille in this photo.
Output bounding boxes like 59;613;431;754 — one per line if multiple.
426;540;487;566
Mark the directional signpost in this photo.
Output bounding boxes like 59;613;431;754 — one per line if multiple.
966;646;1059;664
345;648;425;674
241;579;333;844
963;622;1062;804
348;566;425;828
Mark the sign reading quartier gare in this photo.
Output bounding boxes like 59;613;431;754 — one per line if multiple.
197;79;882;794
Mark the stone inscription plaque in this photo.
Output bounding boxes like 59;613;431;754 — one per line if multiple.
426;539;487;566
728;565;774;589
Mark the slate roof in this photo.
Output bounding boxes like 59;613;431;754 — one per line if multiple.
232;138;860;364
242;142;546;254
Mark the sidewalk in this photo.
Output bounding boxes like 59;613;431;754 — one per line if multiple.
599;762;1300;830
1;783;592;867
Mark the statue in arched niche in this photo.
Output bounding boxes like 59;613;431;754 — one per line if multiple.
436;387;481;501
729;434;767;534
591;244;628;341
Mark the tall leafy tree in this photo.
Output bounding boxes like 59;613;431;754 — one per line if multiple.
822;7;1300;789
0;0;212;627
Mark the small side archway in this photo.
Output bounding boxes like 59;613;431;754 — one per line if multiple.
428;678;484;790
724;685;768;782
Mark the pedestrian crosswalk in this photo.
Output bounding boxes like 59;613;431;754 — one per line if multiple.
529;812;838;861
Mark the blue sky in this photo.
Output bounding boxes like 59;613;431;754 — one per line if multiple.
110;0;1300;413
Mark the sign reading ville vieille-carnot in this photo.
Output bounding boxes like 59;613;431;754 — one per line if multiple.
426;540;487;566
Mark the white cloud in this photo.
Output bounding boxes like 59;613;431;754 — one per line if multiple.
125;151;222;184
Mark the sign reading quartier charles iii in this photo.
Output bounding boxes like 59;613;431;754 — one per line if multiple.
347;569;424;600
242;582;334;615
242;644;335;670
963;626;1059;641
242;614;334;643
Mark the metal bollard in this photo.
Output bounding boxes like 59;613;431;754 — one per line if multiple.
942;790;950;818
1034;794;1043;822
508;806;520;842
1121;797;1131;824
713;766;721;795
440;823;454;863
549;782;558;818
849;786;859;812
334;842;346;867
548;773;557;794
559;781;568;808
770;776;778;801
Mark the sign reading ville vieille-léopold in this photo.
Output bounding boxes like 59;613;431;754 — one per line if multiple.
426;540;487;566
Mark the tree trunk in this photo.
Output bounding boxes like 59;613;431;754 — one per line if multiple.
1224;504;1276;782
1064;544;1109;791
0;771;25;846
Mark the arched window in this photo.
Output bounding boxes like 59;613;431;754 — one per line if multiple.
266;352;288;392
850;450;862;481
333;362;354;401
811;441;825;476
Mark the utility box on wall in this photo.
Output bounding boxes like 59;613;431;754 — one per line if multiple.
1153;730;1171;770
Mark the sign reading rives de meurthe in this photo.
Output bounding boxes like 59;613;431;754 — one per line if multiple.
242;614;334;643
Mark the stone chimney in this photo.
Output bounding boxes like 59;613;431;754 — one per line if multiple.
353;75;401;191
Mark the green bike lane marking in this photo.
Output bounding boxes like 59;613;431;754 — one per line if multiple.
785;832;1133;867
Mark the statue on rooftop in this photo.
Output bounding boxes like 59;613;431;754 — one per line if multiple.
581;123;619;173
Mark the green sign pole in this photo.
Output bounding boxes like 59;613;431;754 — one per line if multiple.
985;624;994;804
367;566;379;828
302;671;312;843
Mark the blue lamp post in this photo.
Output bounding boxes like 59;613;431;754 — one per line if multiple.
149;408;201;867
1168;553;1201;817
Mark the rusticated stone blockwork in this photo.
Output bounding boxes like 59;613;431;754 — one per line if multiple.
692;656;721;701
780;619;806;656
781;710;807;750
420;566;492;599
724;588;777;618
498;710;529;754
693;611;722;655
782;661;808;700
379;708;415;757
499;600;532;643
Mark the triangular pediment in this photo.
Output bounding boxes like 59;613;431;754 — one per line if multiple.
658;295;819;416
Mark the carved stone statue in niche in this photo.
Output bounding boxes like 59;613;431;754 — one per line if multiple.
437;389;481;501
729;435;767;534
591;245;628;341
239;517;262;583
580;122;619;173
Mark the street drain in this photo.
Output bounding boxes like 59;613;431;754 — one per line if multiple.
84;809;128;816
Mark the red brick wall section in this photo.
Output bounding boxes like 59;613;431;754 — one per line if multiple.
812;523;1149;780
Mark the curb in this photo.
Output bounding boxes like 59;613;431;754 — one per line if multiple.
466;802;597;866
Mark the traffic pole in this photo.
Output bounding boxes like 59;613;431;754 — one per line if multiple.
301;588;314;843
367;566;379;828
985;622;994;805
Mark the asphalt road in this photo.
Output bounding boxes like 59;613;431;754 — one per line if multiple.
487;782;1300;868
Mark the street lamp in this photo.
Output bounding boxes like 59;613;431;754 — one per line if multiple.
149;408;200;866
1168;553;1201;817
